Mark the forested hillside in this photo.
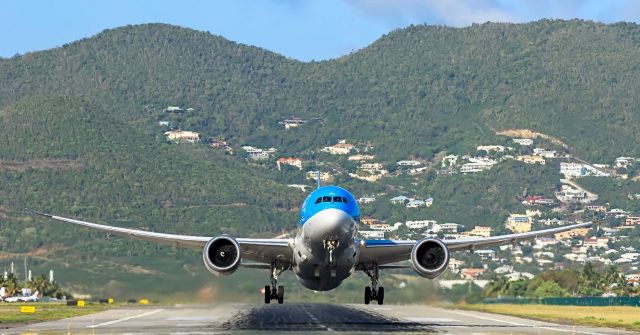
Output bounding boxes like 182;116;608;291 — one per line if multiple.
1;20;640;297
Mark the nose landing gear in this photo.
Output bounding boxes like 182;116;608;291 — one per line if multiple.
360;262;384;305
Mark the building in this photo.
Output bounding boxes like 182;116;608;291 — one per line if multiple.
615;157;635;169
469;226;492;237
583;237;609;249
278;118;307;129
164;130;200;143
348;154;374;161
390;196;411;204
522;196;555;206
439;223;463;233
513;138;534;146
626;216;640;226
276;157;302;170
321;140;355;155
505;214;532;233
306;171;332;182
555;227;590;239
460;158;496;173
533;148;557;158
585;204;607;212
397;160;421;166
461;268;485;280
517;155;546;165
554;185;588;203
475;250;496;261
158;121;170;126
164;106;186;113
560;163;587;177
406;199;425;208
441;155;458;168
477;145;507;152
357;197;376;204
359;230;385;239
405;220;437;229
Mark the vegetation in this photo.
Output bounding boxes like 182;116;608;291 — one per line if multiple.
0;302;111;325
457;304;640;331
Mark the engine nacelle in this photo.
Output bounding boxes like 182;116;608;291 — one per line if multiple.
203;236;241;277
410;238;450;279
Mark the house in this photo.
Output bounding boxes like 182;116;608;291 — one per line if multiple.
516;155;546;165
625;274;640;286
276;157;302;170
439;223;463;233
406;199;425;208
357;197;376;204
158;121;170;126
424;197;434;207
585;204;607;212
390;196;411;204
555;227;590;239
533;148;557;158
164;106;185;113
164;130;200;143
460;157;496;173
461;268;485;280
560;162;587;177
321;140;355;155
360;217;381;226
615;157;635;169
554;185;589;203
448;259;465;271
441;155;458;168
278;118;307;129
359;230;385;239
209;139;229;149
475;250;496;260
494;265;513;274
406;220;437;229
249;152;270;160
534;237;559;249
477;145;507;152
522;196;555;206
583;237;609;249
505;214;532;233
348;154;375;161
626;216;640;226
513;138;533;146
306;171;332;182
469;226;492;237
370;223;394;232
397;160;421;167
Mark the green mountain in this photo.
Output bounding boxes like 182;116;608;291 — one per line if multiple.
1;20;640;297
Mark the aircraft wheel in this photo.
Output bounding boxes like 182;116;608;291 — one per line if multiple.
264;285;271;304
377;287;384;305
364;286;371;305
277;285;284;304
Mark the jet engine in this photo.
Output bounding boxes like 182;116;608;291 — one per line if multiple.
410;238;450;279
203;236;241;277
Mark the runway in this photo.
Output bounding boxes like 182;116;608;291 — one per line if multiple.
6;303;638;334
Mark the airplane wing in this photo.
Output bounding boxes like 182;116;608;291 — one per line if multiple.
28;210;292;264
358;222;593;265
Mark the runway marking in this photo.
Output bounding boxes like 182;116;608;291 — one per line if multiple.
300;304;334;332
451;310;606;335
86;309;164;328
167;316;219;321
405;317;458;323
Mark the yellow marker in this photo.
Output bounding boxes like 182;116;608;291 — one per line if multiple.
139;299;149;305
108;298;114;304
77;300;85;307
20;306;36;314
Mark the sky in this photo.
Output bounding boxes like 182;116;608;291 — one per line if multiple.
2;0;640;61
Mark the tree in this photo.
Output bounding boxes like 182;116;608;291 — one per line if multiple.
532;281;568;298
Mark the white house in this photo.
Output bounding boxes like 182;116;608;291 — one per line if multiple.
513;138;534;146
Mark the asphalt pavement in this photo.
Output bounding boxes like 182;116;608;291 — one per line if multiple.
5;303;638;334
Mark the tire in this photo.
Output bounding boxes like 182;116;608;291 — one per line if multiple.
377;287;384;305
277;285;284;304
264;285;271;304
364;286;371;305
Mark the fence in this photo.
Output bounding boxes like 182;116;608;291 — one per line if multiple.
483;297;640;307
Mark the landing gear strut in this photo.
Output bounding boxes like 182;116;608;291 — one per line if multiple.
265;262;286;304
360;262;384;305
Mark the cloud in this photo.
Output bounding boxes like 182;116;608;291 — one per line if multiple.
345;0;640;27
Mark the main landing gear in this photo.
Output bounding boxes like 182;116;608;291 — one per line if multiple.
360;263;384;305
265;262;286;304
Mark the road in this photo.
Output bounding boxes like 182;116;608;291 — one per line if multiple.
6;303;638;334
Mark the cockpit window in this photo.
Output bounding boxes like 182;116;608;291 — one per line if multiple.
323;196;331;202
315;197;322;204
342;197;348;204
333;196;342;202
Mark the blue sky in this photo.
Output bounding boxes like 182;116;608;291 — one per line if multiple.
2;0;639;61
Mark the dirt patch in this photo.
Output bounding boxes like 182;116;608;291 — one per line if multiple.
495;129;569;149
0;159;83;171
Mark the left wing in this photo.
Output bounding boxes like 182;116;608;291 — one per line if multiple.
28;210;292;264
359;221;593;265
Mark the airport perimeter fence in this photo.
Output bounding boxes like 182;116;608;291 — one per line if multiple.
483;296;640;307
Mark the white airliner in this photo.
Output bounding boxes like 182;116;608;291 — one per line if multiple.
4;291;39;303
30;185;591;305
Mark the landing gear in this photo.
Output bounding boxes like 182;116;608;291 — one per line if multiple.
265;262;286;304
360;263;384;305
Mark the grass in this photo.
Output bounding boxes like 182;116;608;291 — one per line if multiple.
0;302;113;326
458;303;640;331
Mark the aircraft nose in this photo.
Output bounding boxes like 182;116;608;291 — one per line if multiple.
304;208;354;239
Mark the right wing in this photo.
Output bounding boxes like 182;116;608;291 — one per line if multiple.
359;221;593;265
28;210;292;265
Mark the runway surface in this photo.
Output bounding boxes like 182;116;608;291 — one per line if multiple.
6;303;638;334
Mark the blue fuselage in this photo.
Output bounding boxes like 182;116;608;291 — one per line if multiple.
293;186;361;291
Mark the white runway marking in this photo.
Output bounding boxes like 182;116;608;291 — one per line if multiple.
405;317;458;323
86;309;164;328
451;310;606;335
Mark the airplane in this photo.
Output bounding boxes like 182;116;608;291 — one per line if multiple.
4;291;39;303
29;185;592;305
